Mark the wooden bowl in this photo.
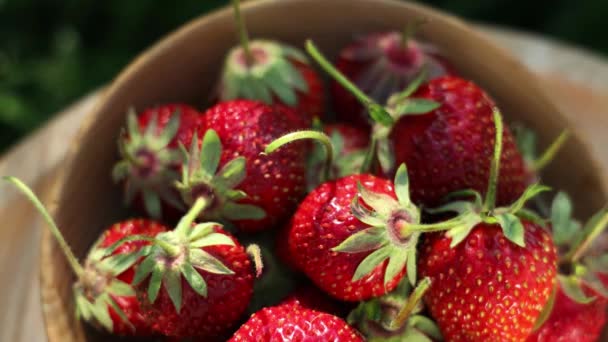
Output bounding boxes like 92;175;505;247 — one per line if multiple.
40;0;608;341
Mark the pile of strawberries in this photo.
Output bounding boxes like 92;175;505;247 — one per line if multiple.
7;1;608;341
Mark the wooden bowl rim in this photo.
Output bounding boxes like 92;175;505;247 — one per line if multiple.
40;0;608;339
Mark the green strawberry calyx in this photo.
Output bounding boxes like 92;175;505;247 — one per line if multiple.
132;198;238;313
332;163;472;287
549;191;608;304
112;108;185;219
3;176;139;332
348;277;442;341
306;40;440;173
425;108;550;248
175;129;266;223
223;1;309;106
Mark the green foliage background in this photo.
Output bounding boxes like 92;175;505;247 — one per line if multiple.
0;0;605;152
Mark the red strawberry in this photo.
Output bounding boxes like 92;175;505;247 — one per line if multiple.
132;199;254;339
176;99;307;233
528;192;608;342
420;222;557;341
95;219;168;335
218;0;324;124
415;109;557;341
4;177;168;335
527;286;607;342
228;303;364;342
113;104;203;220
285;164;454;302
331;30;453;126
389;76;530;207
307;41;530;207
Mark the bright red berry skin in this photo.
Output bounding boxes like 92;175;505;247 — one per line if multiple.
419;222;557;342
228;303;364;342
527;286;607;342
97;219;168;336
119;104;203;221
390;76;530;207
288;59;325;123
332;31;453;126
288;174;406;301
202;100;308;232
137;226;253;339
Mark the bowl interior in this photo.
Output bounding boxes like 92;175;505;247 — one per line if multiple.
42;0;607;341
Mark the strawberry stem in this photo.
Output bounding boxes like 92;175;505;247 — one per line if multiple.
265;130;334;182
305;40;394;127
533;130;570;172
482;108;503;213
231;0;254;66
3;176;85;277
389;277;431;330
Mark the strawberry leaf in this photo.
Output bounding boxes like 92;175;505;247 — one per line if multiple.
107;279;135;297
495;213;525;247
350;196;386;227
407;248;417;285
223;203;266;220
394;164;412;208
357;181;399;218
200;129;222;177
133;253;157;285
215;157;246;189
156;111;181;147
164;268;183;313
148;265;164;303
551;192;579;245
384;247;408;287
352;245;392;282
508;183;551;214
191;233;235;248
190;249;234;275
92;294;113;331
558;274;595;304
332;227;387;254
532;282;557;331
181;263;208;297
411;315;443;341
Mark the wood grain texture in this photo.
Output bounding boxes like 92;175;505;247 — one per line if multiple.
0;16;607;342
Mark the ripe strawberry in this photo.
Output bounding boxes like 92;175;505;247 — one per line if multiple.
528;192;608;342
527;286;607;342
415;109;557;341
228;302;364;341
331;30;454;126
218;0;324;124
176;99;307;233
285;163;456;301
4;177;168;335
132;199;254;339
112;104;203;220
389;76;530;207
307;40;530;207
420;221;556;341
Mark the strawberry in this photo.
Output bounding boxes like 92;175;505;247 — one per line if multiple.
175;99;307;233
527;192;608;342
307;40;530;207
112;104;203;220
331;30;454;126
348;277;444;341
228;302;364;341
265;129;461;302
218;0;324;125
131;199;254;339
415;109;558;341
4;177;168;335
527;286;607;342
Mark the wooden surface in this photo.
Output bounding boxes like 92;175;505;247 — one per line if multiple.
1;27;607;342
